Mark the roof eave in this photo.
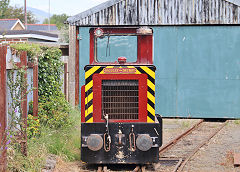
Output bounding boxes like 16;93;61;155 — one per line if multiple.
67;0;122;25
0;34;58;42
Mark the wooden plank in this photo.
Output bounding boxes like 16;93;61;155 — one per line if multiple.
68;25;76;106
0;45;7;171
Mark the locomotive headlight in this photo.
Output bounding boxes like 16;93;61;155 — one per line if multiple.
87;134;103;151
136;134;153;151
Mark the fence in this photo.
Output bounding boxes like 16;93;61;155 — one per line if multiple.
0;45;38;170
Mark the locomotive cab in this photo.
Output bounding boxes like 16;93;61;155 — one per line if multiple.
81;27;162;164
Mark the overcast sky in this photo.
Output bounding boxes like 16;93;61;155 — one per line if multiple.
9;0;109;16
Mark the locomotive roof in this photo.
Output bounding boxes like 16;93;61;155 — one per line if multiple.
67;0;240;26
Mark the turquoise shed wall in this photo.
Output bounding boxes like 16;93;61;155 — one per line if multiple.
79;26;240;118
153;26;240;118
79;27;91;107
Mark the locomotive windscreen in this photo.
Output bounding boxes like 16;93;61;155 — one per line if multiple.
102;80;139;120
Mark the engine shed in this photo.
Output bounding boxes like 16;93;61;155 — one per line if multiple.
67;0;240;119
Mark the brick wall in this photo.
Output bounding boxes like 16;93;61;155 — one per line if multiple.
0;38;28;44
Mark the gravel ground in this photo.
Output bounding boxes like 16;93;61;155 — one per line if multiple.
161;119;202;145
183;120;240;172
52;119;240;172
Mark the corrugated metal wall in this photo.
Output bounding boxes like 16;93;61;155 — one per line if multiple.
68;0;240;25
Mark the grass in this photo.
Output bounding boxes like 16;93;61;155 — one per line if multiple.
7;108;81;171
234;120;240;125
181;121;190;128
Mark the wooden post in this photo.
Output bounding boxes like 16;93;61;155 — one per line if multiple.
0;45;7;171
68;25;76;106
64;63;68;100
20;52;28;124
33;62;38;117
20;51;28;156
75;27;79;106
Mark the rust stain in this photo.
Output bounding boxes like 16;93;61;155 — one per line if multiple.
116;150;125;159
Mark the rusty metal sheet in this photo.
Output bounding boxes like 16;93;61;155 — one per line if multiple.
67;0;240;26
234;153;240;166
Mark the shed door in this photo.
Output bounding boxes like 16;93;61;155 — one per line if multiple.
154;26;240;118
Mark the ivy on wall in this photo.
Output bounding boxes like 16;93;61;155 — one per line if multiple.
38;46;63;99
37;46;70;128
11;43;71;129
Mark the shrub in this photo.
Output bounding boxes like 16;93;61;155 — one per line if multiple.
37;45;71;129
38;96;71;129
27;115;40;139
12;43;71;129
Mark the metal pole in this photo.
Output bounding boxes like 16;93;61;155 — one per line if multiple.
48;0;50;31
24;0;27;29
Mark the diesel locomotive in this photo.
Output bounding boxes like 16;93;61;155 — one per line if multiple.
81;27;162;164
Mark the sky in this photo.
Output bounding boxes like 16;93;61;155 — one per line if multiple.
9;0;109;16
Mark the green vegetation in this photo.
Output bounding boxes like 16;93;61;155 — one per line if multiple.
37;45;71;129
181;121;190;128
234;120;240;125
0;0;38;24
43;14;69;43
8;109;81;171
7;43;81;171
4;6;38;24
0;0;10;18
43;14;69;30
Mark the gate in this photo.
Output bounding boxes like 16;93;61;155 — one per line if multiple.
0;45;39;169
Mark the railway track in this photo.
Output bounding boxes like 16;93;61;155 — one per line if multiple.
154;120;228;172
80;120;228;172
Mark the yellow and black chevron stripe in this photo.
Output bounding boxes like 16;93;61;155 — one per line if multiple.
84;65;155;123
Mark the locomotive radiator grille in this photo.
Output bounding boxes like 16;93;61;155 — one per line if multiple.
102;80;139;120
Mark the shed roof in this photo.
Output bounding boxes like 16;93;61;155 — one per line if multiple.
27;24;58;31
67;0;240;26
0;30;58;42
0;19;25;30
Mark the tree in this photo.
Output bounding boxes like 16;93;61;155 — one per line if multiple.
0;0;10;18
43;14;69;30
43;13;69;43
4;6;38;24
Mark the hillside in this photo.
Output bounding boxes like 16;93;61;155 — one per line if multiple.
28;7;51;24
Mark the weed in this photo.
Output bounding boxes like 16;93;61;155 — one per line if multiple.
182;121;190;128
234;120;240;125
7;108;81;171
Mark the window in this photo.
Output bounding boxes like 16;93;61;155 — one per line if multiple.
95;35;137;63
